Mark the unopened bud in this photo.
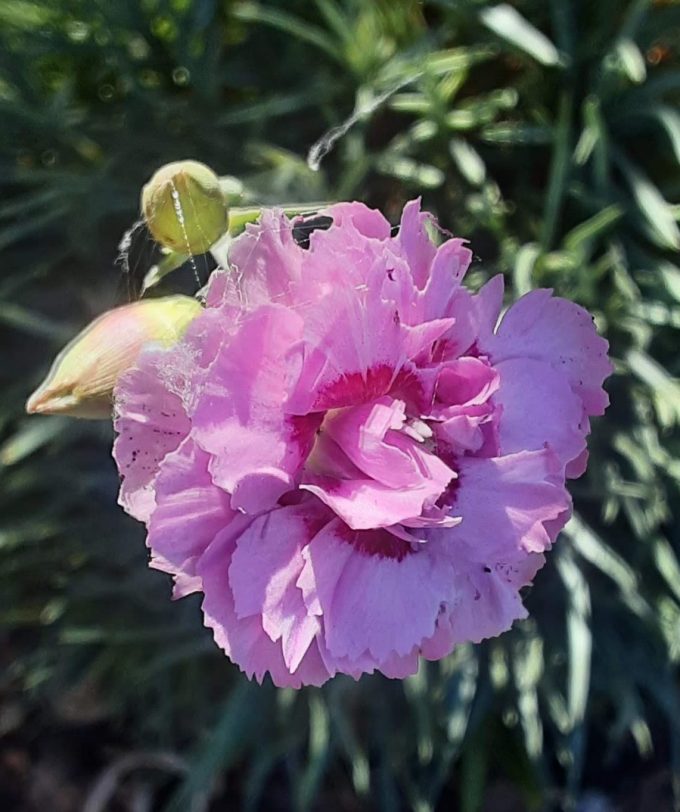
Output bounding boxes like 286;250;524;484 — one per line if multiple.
26;296;201;419
142;160;229;254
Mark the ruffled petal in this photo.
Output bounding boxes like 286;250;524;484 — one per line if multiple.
493;357;586;467
321;201;392;240
301;473;448;530
147;437;234;578
206;209;303;310
483;289;612;416
113;350;190;522
199;526;331;687
229;504;329;672
298;519;455;663
190;305;320;512
452;450;571;557
394;198;437;289
423;552;546;652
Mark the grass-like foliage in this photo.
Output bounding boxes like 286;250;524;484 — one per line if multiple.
1;0;679;809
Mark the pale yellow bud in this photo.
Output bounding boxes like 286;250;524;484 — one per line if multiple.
141;160;229;254
26;296;202;419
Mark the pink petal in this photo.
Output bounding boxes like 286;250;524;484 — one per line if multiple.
435;408;493;455
199;526;331;687
484;289;612;415
146;437;234;577
424;553;546;651
434;357;499;409
190;305;320;512
473;274;505;346
229;504;329;672
298;519;455;663
301;473;448;530
287;278;406;413
394;198;437;289
493;357;586;467
321;397;452;489
113;350;190;522
320;201;392;240
565;448;589;479
452;450;571;557
206;209;303;310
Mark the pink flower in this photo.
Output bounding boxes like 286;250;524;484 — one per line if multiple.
113;200;612;687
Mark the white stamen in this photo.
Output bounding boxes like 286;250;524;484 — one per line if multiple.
402;418;433;442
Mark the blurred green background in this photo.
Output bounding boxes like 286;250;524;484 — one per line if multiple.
1;0;679;810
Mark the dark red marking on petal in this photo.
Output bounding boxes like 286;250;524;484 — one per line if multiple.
336;523;413;561
311;364;396;411
391;363;437;414
436;466;462;507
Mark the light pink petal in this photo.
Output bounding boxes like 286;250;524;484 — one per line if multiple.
287;270;407;413
402;318;457;360
229;504;329;672
452;450;570;557
493;357;586;468
435;409;493;455
171;572;203;599
391;361;440;415
434;357;499;409
199;527;331;687
302;415;455;530
301;473;449;530
474;274;505;346
483;289;612;415
206;209;303;310
415;240;474;328
298;519;455;662
190;305;320;512
321;397;452;490
423;288;480;362
565;448;589;479
423;552;546;652
113;351;190;522
394;198;437;289
146;437;234;577
320;201;392;240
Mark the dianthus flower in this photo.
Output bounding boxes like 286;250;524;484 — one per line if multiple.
113;201;611;687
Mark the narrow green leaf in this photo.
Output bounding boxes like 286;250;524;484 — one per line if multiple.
653;538;680;606
512;243;541;295
660;263;680;302
0;417;70;466
563;205;624;253
616;154;680;251
541;91;573;249
479;4;563;67
297;694;331;812
0;302;72;340
555;549;591;729
627;348;680;426
642;105;680;164
232;3;342;63
141;250;191;293
449;138;486;186
164;681;262;812
616;38;647;84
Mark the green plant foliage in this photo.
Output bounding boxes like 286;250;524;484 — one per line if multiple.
1;0;679;809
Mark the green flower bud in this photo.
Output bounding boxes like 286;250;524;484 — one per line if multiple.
26;295;202;419
141;160;229;254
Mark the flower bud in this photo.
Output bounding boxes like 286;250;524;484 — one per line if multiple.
141;160;229;254
26;296;202;419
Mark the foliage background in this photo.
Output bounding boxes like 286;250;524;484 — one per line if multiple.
1;0;679;809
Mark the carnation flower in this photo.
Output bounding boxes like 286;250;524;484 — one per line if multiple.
113;200;611;687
